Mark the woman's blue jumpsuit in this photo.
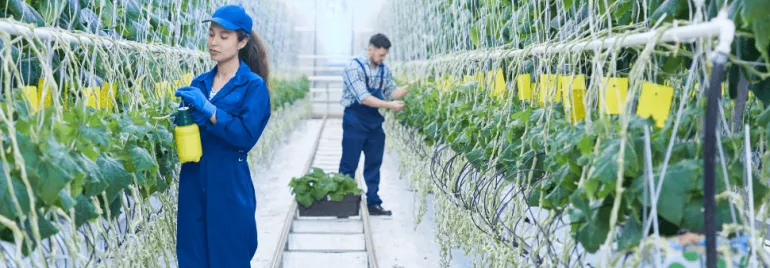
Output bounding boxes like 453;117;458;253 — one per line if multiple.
176;60;271;267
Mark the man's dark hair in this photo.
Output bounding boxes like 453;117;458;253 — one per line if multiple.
369;33;391;49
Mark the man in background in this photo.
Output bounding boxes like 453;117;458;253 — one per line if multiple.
338;33;411;216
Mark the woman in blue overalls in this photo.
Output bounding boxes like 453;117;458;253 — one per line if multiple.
174;5;271;267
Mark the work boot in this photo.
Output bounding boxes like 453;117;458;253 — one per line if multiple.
368;205;392;216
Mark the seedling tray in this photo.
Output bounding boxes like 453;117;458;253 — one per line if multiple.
298;194;361;218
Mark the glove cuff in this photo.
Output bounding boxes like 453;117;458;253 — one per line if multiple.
202;101;217;119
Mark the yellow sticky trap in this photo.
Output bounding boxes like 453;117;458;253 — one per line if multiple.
22;86;40;112
516;74;532;100
155;81;172;99
600;77;628;115
488;69;506;98
182;73;194;85
100;82;116;111
37;78;53;109
173;79;184;88
560;75;587;123
690;82;727;98
637;82;674;128
444;76;454;92
538;74;560;105
82;86;100;109
463;72;485;89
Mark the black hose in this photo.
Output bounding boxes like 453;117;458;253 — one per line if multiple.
703;51;728;268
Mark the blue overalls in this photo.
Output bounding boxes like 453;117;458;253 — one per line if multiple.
339;59;386;206
176;60;271;267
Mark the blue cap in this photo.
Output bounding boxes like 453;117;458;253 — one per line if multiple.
204;5;252;34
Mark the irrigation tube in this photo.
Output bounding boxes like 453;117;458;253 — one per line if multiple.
703;11;735;268
396;11;735;68
0;19;206;58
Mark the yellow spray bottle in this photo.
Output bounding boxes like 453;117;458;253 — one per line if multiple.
174;104;203;163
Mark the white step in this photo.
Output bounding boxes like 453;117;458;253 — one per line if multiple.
292;220;363;234
282;251;367;268
288;233;366;251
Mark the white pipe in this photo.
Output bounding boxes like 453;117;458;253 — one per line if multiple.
297;55;355;60
0;19;205;57
298;67;345;72
398;11;736;66
308;76;343;82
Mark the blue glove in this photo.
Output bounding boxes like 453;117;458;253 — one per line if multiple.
175;86;216;120
190;109;211;126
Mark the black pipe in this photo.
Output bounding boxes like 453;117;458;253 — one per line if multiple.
703;51;728;268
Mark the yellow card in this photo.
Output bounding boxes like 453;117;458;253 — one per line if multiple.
516;74;532;100
560;75;587;123
83;86;100;109
538;74;560;105
156;81;173;99
600;77;628;114
37;78;53;108
100;82;116;110
637;82;674;128
464;72;485;89
690;82;727;98
22;86;39;112
488;69;506;98
182;73;194;85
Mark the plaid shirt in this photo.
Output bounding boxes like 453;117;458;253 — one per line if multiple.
340;51;397;107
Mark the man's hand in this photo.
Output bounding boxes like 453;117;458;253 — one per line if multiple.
388;101;405;111
392;80;416;100
393;87;408;100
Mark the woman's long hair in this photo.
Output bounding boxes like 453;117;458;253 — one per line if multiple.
237;30;270;87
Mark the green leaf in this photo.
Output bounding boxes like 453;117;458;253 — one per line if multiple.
74;195;98;227
57;188;77;211
750;15;770;64
0;173;31;219
578;134;594;156
35;0;67;25
470;24;481;47
97;154;131;202
35;137;79;205
329;192;345;201
24;215;59;240
680;197;705;231
79;154;107;197
617;215;642;250
655;160;700;225
649;0;685;23
79;125;110;148
296;194;314;208
130;146;157;172
591;140;639;183
743;0;770;24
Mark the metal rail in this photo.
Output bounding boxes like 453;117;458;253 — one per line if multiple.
269;117;378;268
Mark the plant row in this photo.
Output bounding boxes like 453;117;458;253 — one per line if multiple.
392;77;770;253
0;73;309;255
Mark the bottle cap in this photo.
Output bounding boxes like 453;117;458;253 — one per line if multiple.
176;106;195;126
